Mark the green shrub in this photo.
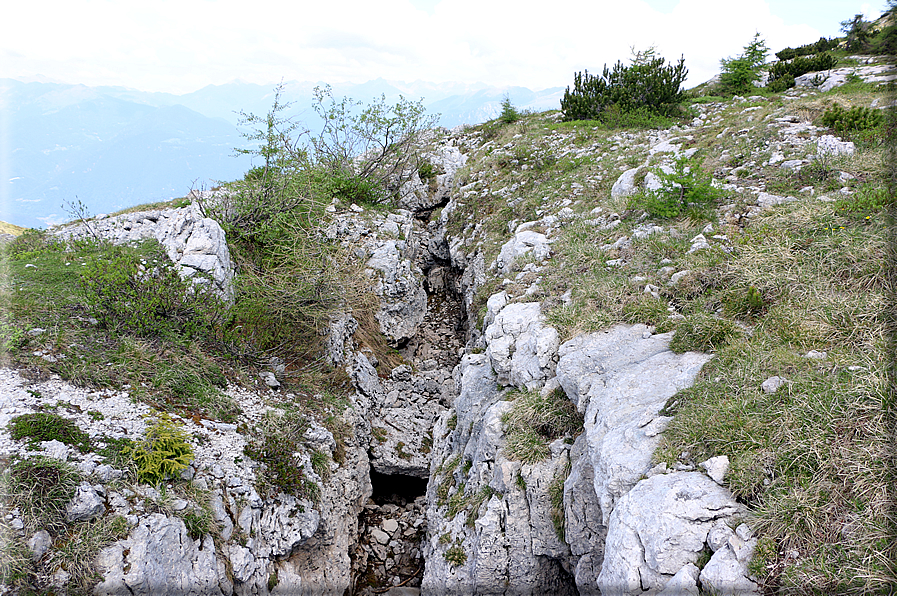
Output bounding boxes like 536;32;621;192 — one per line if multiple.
595;104;676;130
767;53;838;85
820;104;884;134
125;413;194;485
9;412;91;453
499;94;522;124
775;37;839;61
78;244;228;340
834;184;894;216
6;228;64;258
767;74;796;93
561;48;688;122
634;156;723;219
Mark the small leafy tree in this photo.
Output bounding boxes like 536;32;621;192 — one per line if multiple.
310;84;438;204
206;83;438;235
561;48;688;122
719;33;769;95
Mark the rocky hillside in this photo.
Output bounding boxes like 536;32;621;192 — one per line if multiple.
0;54;894;596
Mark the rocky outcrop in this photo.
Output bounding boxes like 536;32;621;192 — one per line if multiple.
596;472;753;596
53;203;234;298
398;141;468;212
0;369;372;596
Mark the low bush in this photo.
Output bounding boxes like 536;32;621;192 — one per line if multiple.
633;156;723;219
767;53;838;85
775;37;838;61
78;243;229;340
124;413;194;485
767;73;796;93
561;48;688;122
820;103;883;134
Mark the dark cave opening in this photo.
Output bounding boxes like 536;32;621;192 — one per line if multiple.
369;470;429;506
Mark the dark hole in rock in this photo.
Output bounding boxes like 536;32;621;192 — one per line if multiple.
370;470;428;506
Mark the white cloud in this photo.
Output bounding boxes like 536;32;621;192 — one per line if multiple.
3;0;826;93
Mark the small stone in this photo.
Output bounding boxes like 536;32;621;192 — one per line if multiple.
707;521;735;552
65;483;105;522
260;371;280;388
669;270;691;286
382;518;399;534
699;456;730;484
761;376;786;394
371;528;390;545
29;530;52;562
804;350;827;360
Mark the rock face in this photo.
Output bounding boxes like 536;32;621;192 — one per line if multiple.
53;203;234;298
556;325;713;527
597;472;747;595
484;302;559;389
367;239;428;345
94;515;226;596
398;141;468;212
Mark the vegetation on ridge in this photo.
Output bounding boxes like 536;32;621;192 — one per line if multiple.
1;13;895;593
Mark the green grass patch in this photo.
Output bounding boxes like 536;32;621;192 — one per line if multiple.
8;412;91;453
502;388;583;464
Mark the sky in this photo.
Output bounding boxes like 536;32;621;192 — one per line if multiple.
0;0;886;94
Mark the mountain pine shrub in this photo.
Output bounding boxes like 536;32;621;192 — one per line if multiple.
634;156;723;219
561;49;688;123
775;37;839;61
767;53;837;85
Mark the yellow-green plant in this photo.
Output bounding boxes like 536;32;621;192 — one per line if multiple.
125;413;194;485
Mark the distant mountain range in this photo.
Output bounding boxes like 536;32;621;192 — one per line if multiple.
2;78;564;228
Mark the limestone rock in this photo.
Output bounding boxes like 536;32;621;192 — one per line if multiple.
485;301;559;389
597;472;744;595
65;482;105;522
494;230;551;276
94;514;225;596
817;134;855;157
761;376;787;394
700;536;761;596
397;143;467;211
611;168;641;199
53;204;234;299
367;240;428;344
28;530;52;562
555;325;712;524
